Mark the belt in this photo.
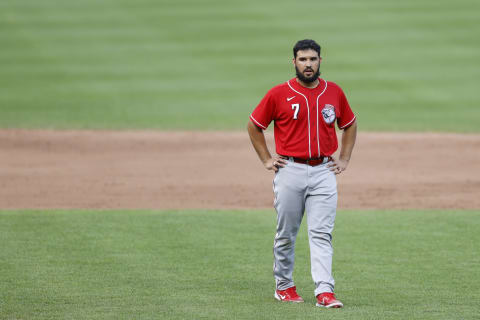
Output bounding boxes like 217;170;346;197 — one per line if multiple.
290;156;332;166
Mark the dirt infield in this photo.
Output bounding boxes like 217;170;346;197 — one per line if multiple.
1;129;479;210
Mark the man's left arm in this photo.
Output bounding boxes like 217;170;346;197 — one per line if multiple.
328;121;357;175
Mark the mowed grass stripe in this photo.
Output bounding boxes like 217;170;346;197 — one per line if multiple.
1;210;479;319
1;0;479;130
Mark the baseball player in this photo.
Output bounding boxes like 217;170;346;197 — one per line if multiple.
247;39;357;308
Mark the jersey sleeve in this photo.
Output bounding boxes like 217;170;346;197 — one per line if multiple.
337;88;356;130
250;89;276;130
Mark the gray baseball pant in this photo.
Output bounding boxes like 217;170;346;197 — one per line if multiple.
272;157;337;296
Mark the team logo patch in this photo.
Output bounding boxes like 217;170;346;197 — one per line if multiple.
321;104;336;124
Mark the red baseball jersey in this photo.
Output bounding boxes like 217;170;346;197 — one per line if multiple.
250;78;356;159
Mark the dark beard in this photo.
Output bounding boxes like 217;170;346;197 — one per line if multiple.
295;66;320;83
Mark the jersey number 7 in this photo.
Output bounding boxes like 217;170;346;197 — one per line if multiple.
291;103;300;120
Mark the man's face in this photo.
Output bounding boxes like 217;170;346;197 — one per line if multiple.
293;49;321;83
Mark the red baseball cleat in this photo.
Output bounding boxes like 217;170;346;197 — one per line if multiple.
316;292;343;308
274;286;304;303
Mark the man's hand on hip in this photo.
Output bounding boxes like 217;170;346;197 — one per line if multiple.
264;156;288;172
327;156;349;175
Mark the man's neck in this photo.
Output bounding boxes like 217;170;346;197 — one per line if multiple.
296;77;319;89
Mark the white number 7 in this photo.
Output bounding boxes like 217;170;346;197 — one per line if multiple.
291;103;300;120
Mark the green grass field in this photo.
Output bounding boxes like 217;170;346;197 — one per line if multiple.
1;0;479;131
1;210;479;319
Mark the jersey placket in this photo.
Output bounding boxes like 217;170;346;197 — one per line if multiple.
315;81;328;158
307;91;318;158
308;91;320;159
287;81;312;158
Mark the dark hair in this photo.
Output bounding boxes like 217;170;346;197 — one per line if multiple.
293;39;321;58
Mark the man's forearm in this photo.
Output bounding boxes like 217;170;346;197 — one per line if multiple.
339;121;357;161
247;120;272;164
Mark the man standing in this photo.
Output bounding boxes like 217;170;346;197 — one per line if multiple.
247;39;357;308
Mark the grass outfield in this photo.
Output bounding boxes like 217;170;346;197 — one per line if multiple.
1;210;479;319
1;0;479;132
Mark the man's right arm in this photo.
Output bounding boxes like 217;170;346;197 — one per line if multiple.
247;120;286;172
